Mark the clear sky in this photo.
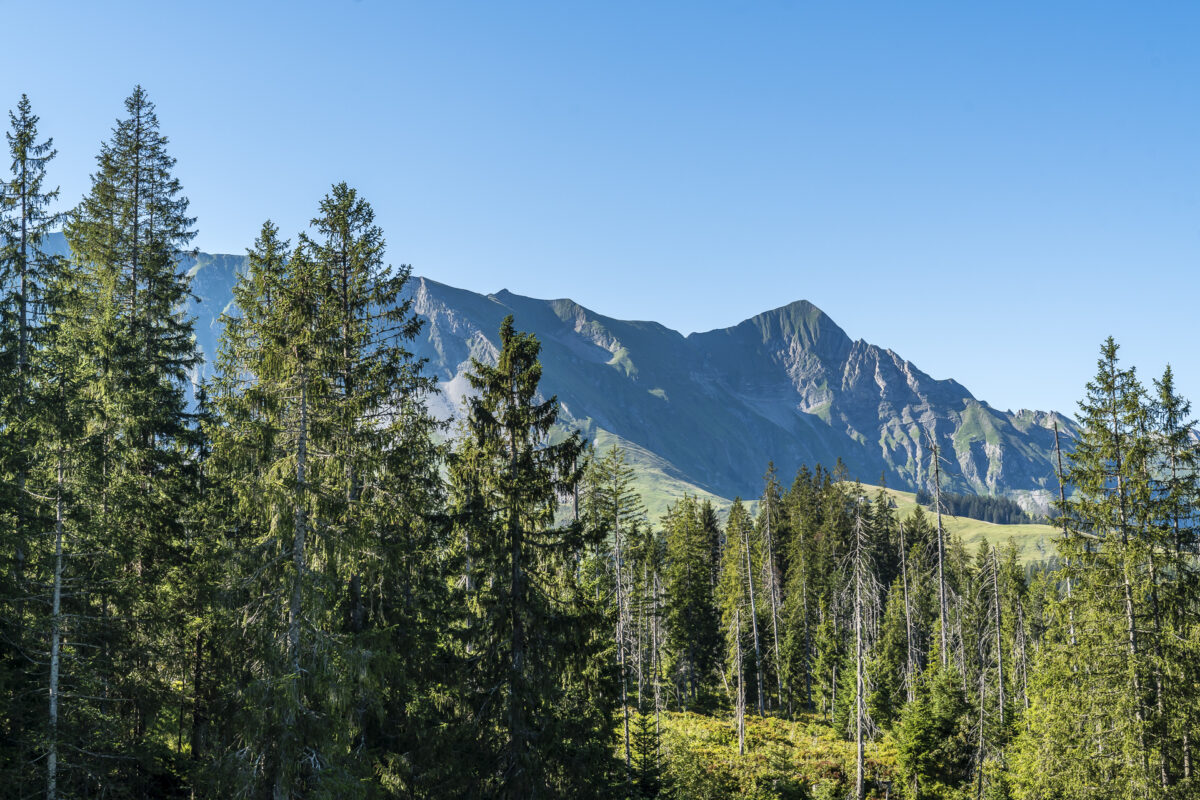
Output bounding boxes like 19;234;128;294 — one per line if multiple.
8;1;1199;416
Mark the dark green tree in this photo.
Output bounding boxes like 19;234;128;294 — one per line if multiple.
58;84;199;795
1011;338;1165;798
662;495;720;709
207;219;334;796
0;92;62;794
449;315;617;798
895;663;974;800
630;709;662;797
208;183;446;798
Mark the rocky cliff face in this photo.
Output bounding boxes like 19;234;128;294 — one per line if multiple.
41;232;1074;508
408;276;1077;506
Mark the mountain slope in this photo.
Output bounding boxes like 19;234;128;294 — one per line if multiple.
41;233;1075;514
410;276;1075;511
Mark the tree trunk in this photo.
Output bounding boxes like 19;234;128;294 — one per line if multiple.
1110;382;1148;780
615;517;631;778
990;547;1005;725
735;608;745;756
277;373;309;800
190;628;204;762
652;568;662;743
955;597;968;694
289;379;307;675
1016;599;1030;717
763;507;785;709
15;183;29;628
743;524;764;716
507;408;526;789
47;454;65;800
803;576;812;712
1147;549;1171;787
976;664;986;800
899;521;916;703
932;441;949;668
638;558;647;710
855;553;866;800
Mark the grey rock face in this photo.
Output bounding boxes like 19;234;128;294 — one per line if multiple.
41;232;1073;503
408;277;1077;502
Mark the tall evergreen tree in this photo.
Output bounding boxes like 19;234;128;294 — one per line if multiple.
662;495;720;709
208;219;333;796
1149;365;1200;784
208;183;446;797
58;85;199;795
757;465;787;709
449;315;617;798
0;92;62;794
1012;338;1163;798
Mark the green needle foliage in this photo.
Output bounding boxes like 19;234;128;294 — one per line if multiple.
663;495;721;711
4;84;1200;800
55;84;201;796
206;184;446;798
0;92;65;795
448;314;618;798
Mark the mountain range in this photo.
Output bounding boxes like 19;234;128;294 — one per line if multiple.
43;234;1076;518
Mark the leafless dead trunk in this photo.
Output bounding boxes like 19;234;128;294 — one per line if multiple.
899;521;916;703
742;520;764;716
47;453;65;800
735;608;745;756
990;547;1005;725
930;438;949;669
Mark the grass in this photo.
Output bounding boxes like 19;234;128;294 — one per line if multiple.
656;708;899;799
581;434;1058;563
855;482;1057;564
590;429;732;521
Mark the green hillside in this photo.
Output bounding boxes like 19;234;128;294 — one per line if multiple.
589;428;732;520
584;428;1058;563
855;482;1057;564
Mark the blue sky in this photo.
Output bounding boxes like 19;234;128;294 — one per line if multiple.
8;1;1199;416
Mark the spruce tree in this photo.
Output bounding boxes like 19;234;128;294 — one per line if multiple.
448;315;617;798
757;465;787;709
662;495;720;709
1012;338;1163;798
60;85;200;794
630;708;662;798
305;182;448;792
0;92;62;794
208;183;445;797
895;663;973;800
1150;365;1200;784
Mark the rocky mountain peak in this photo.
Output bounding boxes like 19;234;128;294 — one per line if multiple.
49;235;1075;512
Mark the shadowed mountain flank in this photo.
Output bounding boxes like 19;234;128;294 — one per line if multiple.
42;232;1073;512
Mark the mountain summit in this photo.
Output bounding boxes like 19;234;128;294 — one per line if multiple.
410;276;1073;513
42;233;1073;513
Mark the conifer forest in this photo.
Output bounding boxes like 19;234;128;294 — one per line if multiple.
5;88;1200;800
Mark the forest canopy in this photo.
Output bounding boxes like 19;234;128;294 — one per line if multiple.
1;89;1198;800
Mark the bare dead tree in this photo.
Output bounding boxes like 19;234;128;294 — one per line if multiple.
924;430;950;669
898;520;917;703
845;501;882;800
